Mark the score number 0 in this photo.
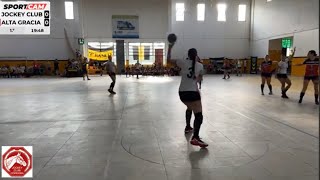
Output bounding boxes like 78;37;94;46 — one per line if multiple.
44;10;50;27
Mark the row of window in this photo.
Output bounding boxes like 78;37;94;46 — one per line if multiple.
87;42;166;65
65;0;274;21
176;3;247;22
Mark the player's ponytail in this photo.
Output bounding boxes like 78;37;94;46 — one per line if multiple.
188;48;197;79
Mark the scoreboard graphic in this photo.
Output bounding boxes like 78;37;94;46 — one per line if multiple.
0;1;50;35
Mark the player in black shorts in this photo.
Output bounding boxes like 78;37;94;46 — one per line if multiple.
295;50;319;104
167;34;208;148
276;47;296;98
103;55;116;94
260;55;273;95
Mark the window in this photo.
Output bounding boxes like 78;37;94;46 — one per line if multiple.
65;1;74;19
238;4;246;21
267;0;272;2
142;43;153;60
197;4;205;21
217;3;227;21
176;3;185;21
128;42;165;65
87;42;119;64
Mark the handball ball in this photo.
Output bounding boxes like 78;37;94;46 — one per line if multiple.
167;33;177;43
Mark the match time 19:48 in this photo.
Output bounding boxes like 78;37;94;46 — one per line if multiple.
31;29;44;33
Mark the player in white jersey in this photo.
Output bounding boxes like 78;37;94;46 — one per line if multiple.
103;55;116;94
167;46;208;148
276;47;295;98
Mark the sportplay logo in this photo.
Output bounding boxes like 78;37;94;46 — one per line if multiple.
1;146;33;178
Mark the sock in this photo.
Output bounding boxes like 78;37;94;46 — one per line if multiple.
261;84;265;93
268;85;272;92
193;112;203;139
110;82;115;90
185;110;192;127
284;86;290;93
299;92;305;101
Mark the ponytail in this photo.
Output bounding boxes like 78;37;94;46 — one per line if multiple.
188;48;198;79
192;58;196;79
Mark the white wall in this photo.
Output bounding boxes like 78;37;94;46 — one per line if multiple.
81;0;168;40
0;0;81;60
251;0;319;58
170;0;251;59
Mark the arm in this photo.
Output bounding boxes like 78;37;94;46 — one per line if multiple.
196;64;204;82
259;63;262;71
276;62;281;73
288;47;296;61
167;43;177;65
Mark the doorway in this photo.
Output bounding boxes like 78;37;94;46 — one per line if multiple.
268;36;294;74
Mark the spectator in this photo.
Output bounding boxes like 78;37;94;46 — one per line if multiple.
33;61;40;75
46;61;52;75
54;59;59;75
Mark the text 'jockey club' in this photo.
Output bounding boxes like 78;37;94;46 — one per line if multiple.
1;12;45;17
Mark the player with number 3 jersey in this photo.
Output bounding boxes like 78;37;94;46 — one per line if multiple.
167;34;208;148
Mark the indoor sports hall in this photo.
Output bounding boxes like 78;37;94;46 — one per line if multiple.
0;0;319;179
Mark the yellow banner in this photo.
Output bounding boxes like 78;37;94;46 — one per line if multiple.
88;49;113;61
139;45;144;61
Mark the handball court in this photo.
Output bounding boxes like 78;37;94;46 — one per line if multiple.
0;75;318;180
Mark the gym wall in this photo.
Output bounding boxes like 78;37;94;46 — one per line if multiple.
251;0;319;58
169;0;251;59
80;0;169;41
